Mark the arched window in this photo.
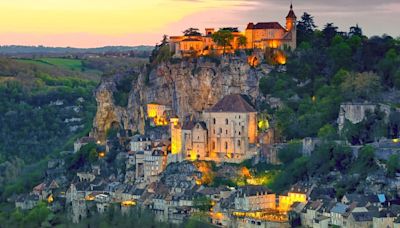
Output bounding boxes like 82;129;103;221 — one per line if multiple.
213;118;216;124
225;119;228;125
237;140;241;147
225;142;228;150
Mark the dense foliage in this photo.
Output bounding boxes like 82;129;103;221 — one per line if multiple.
0;58;98;200
260;13;400;192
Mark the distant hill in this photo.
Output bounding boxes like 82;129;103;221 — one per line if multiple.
0;45;154;55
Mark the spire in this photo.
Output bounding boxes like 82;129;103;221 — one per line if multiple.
286;3;296;19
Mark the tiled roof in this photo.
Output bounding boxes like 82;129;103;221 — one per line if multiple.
208;94;256;113
246;22;285;30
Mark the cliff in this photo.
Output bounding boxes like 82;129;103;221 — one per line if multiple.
92;57;269;141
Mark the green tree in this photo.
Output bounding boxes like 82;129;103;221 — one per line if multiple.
183;28;201;36
387;154;400;177
278;141;302;165
212;30;234;54
340;72;382;101
296;12;317;44
237;35;247;49
318;124;337;140
352;145;377;175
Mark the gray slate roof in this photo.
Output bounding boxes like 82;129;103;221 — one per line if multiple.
208;94;256;113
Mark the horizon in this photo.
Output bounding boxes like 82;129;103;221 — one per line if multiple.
0;0;399;48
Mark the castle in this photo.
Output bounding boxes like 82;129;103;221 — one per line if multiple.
170;94;258;163
169;4;297;58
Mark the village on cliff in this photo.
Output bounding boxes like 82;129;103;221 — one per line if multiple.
12;4;400;228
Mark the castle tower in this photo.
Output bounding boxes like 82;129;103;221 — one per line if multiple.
286;3;297;50
286;4;297;31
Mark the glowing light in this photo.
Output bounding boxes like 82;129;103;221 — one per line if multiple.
194;161;214;184
241;167;252;178
121;200;136;207
312;96;316;102
85;195;95;201
190;150;197;161
393;138;399;143
98;152;106;158
275;51;286;65
47;194;54;203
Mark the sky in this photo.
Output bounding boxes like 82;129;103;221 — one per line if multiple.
0;0;399;48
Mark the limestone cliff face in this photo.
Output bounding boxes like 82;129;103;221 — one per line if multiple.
92;57;268;141
91;79;129;141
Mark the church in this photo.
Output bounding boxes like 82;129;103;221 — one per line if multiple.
170;94;258;163
169;4;297;57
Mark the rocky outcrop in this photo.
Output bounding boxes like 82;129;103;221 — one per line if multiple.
91;79;129;141
92;57;267;141
337;103;391;132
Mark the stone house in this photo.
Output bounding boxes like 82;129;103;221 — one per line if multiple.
130;135;151;152
234;185;276;211
15;194;39;210
347;212;373;228
144;149;168;180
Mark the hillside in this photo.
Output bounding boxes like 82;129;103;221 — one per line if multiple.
0;56;147;200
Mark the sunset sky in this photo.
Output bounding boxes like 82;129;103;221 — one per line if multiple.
0;0;399;48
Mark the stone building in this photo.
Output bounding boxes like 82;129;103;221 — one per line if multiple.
130;135;151;152
234;185;276;211
169;4;297;58
170;94;258;163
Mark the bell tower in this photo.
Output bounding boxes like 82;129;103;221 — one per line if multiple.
286;3;297;31
285;3;297;49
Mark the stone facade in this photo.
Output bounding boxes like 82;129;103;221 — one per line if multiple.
171;94;258;163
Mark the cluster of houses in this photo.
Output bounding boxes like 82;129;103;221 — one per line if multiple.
13;92;400;227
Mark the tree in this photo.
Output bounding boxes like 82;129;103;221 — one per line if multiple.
318;124;337;140
387;154;400;177
220;27;239;32
352;145;377;175
322;23;339;44
340;72;382;101
211;30;234;54
278;141;302;165
297;12;317;44
183;28;201;36
237;35;247;49
349;24;363;37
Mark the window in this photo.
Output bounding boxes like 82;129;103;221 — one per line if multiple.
226;130;228;135
239;131;241;136
237;140;241;147
213;118;216;124
212;141;215;149
225;142;228;150
219;128;222;134
225;119;228;125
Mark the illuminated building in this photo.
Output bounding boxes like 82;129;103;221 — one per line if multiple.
278;183;313;211
235;186;276;211
147;103;171;126
245;4;296;51
169;4;296;60
169;94;258;163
